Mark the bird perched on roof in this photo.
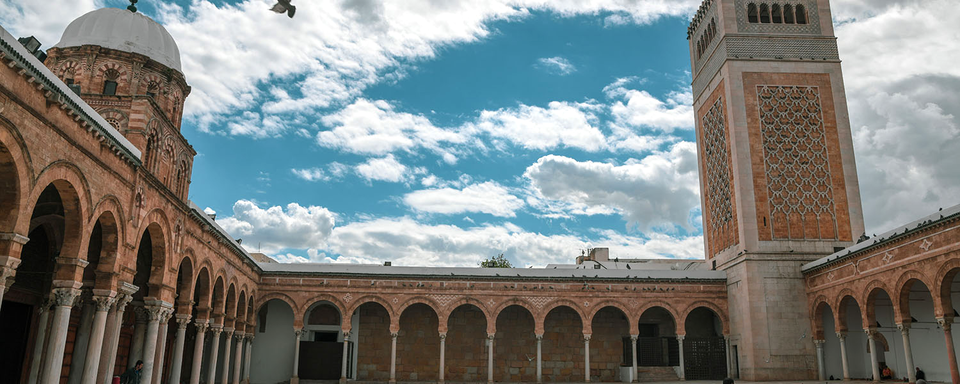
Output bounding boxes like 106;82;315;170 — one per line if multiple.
270;0;296;18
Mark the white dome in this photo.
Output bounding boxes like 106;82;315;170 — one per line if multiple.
55;8;181;72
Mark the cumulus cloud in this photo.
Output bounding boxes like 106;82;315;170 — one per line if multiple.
524;142;701;230
471;101;607;152
291;167;328;182
403;181;525;217
607;80;693;133
355;154;416;183
536;56;576;75
0;0;101;47
218;199;337;254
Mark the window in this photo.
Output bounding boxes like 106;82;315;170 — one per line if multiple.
747;3;758;23
102;80;117;95
146;81;159;99
784;4;795;23
759;4;770;23
771;4;782;23
795;4;807;24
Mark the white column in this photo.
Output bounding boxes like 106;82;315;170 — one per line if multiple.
27;299;52;384
438;332;445;383
168;315;191;384
40;287;81;384
724;335;732;379
291;328;303;384
866;328;880;382
80;294;115;384
99;293;133;384
206;326;223;384
140;305;168;384
220;328;234;384
189;321;209;384
536;334;543;384
341;331;352;383
152;310;173;384
69;298;95;384
487;333;494;384
232;332;243;384
630;335;638;383
389;332;398;384
814;339;825;381
837;331;850;380
677;335;686;381
898;324;916;383
584;334;591;383
242;335;254;384
130;306;148;368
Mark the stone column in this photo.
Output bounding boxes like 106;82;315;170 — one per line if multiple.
40;287;81;384
342;331;355;383
584;334;591;383
724;335;732;379
27;298;52;384
99;292;133;384
232;332;243;384
242;335;254;384
630;335;638;383
834;331;850;380
80;294;115;384
937;318;960;384
130;306;149;368
69;296;95;384
438;332;445;383
814;339;825;381
487;333;495;384
168;315;191;384
0;256;22;314
898;324;916;383
140;304;169;384
220;328;234;384
389;332;398;384
676;335;686;381
206;325;223;384
536;334;543;384
291;328;303;384
189;321;209;384
865;328;880;382
152;310;173;384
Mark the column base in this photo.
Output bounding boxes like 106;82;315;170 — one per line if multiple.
339;377;347;384
290;376;299;384
389;380;397;384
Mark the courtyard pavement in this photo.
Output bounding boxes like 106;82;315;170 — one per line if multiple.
300;381;935;384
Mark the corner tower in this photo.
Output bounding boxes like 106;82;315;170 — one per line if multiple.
688;0;864;380
44;7;195;200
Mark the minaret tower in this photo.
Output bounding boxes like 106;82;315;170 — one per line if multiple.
688;0;864;379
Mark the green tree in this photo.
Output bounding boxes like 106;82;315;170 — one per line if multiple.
479;253;512;268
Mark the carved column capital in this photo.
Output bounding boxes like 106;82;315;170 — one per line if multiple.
114;294;134;313
535;333;543;341
813;339;825;346
438;332;445;340
391;332;399;339
234;332;244;341
211;325;223;335
676;335;685;342
836;331;847;341
294;328;304;338
864;327;877;338
176;314;192;329
937;317;952;331
583;334;592;342
245;334;255;342
92;295;116;312
51;287;81;307
897;323;910;333
486;333;495;341
195;321;210;334
630;334;638;341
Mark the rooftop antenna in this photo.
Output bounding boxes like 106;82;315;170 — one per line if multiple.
128;0;138;13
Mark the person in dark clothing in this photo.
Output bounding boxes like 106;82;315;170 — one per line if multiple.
119;360;143;384
916;366;926;380
722;378;734;384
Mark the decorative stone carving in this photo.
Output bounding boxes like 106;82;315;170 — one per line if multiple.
176;315;191;330
756;85;837;239
734;0;821;35
52;288;81;307
92;295;116;312
701;96;737;254
524;296;551;310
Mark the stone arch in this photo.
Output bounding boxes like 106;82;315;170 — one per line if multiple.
445;297;492;322
225;282;238;327
860;279;893;328
236;292;248;328
587;300;637;333
297;293;346;326
810;296;831;339
0;119;33;235
97;108;129;131
22;163;91;283
211;276;226;322
490;297;534;325
834;291;860;332
345;294;394;322
895;270;936;321
134;219;169;301
679;301;729;335
637;300;682;324
396;295;442;318
86;207;121;291
538;299;587;335
934;254;960;319
256;291;298;315
174;252;195;315
193;266;212;317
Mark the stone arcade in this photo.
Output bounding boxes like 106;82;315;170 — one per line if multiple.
0;0;958;383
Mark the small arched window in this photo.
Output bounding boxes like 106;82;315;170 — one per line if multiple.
146;81;160;99
747;3;759;23
796;4;807;24
102;69;120;96
710;20;717;39
771;4;782;23
784;4;795;23
759;4;771;23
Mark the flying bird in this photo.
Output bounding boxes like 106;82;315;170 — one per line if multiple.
270;0;296;18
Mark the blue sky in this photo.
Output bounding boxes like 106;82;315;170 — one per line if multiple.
3;0;960;267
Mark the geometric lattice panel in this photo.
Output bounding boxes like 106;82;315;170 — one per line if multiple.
756;85;837;239
700;96;738;255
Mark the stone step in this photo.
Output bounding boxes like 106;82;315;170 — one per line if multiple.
636;366;680;382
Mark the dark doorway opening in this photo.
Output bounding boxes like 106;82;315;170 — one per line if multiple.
0;300;34;383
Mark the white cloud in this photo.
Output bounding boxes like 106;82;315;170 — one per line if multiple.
0;0;102;48
203;207;217;216
272;253;311;263
536;56;576;75
471;101;607;152
218;199;337;254
608;85;693;133
524;142;701;230
355;154;413;183
291;167;328;182
404;181;525;217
